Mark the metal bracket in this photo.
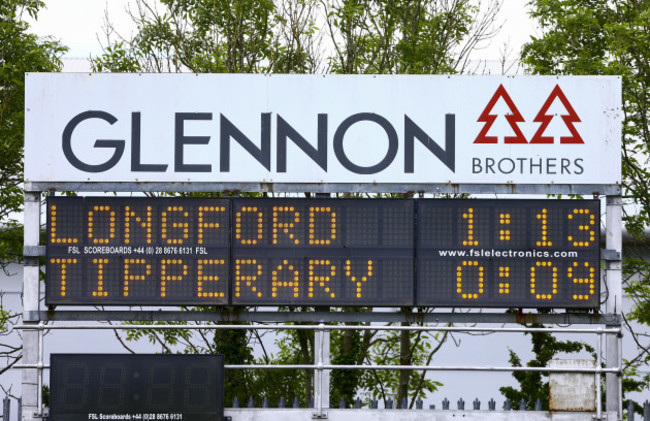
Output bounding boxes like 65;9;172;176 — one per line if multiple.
23;256;41;267
312;411;328;419
32;408;49;419
23;311;41;323
23;245;46;257
600;249;621;261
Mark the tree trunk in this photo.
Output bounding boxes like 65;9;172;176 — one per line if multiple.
397;322;411;407
296;326;313;404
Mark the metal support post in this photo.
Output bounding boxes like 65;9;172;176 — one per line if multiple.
322;328;330;410
22;191;42;421
605;195;622;418
313;323;330;418
596;328;602;420
312;301;330;416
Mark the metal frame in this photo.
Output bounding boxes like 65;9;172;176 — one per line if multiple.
25;182;621;196
43;195;602;309
21;186;624;421
605;195;623;416
28;310;620;324
15;323;621;420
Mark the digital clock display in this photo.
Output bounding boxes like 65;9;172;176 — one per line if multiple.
416;200;599;307
46;197;600;308
49;354;225;421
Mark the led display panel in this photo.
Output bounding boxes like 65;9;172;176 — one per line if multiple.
45;197;600;308
49;354;224;421
417;199;600;308
230;198;414;306
46;197;231;305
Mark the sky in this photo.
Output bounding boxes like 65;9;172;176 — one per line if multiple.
29;0;135;58
28;0;537;63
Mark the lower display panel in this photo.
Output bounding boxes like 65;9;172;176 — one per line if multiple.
49;354;225;421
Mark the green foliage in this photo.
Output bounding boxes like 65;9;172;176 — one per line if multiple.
0;0;65;271
212;327;258;405
329;327;366;406
93;0;311;73
523;0;650;249
522;0;650;411
357;326;443;407
325;0;488;74
522;1;611;75
499;326;595;410
92;42;142;72
622;363;650;415
93;0;499;74
123;321;194;351
0;0;65;376
272;324;315;405
0;222;23;272
42;384;49;408
625;257;650;326
120;313;317;407
0;307;9;333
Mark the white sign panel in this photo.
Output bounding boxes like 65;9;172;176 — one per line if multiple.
25;73;621;187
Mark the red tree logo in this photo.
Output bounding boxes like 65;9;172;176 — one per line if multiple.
530;85;584;144
474;84;527;144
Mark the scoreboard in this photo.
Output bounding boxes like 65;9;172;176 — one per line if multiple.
46;197;600;308
49;354;224;421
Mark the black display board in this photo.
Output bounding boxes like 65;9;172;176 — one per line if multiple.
46;197;600;308
49;354;225;421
